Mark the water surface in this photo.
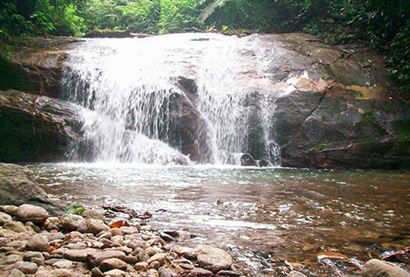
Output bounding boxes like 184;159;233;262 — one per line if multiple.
29;163;410;276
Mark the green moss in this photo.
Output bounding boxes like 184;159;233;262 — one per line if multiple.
317;144;326;151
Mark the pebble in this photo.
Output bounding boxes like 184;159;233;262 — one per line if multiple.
103;269;127;277
17;204;48;224
100;258;128;272
54;260;73;269
3;221;28;233
25;234;49;252
14;261;38;274
361;259;410;277
135;262;149;271
0;211;12;225
196;245;233;272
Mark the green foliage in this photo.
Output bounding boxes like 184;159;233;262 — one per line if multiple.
66;203;86;215
159;0;203;33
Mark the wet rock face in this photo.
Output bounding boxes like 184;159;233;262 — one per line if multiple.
0;163;64;214
0;90;83;163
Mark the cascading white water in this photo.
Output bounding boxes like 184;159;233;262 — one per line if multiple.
62;33;281;165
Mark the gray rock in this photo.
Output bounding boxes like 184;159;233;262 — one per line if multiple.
17;204;49;224
174;246;198;259
35;269;74;277
79;219;109;235
54;260;73;269
216;270;242;276
24;251;45;261
9;269;26;277
3;221;27;233
92;267;104;277
25;234;49;252
361;259;410;277
0;211;12;225
196;245;233;273
62;248;98;262
100;258;128;272
4;254;23;264
14;261;38;274
87;250;126;266
60;214;86;231
82;209;105;220
0;205;18;216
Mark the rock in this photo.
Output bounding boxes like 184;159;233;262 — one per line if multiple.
0;163;64;214
146;269;159;277
100;258;128;272
196;245;233;273
240;153;257;166
35;269;74;277
0;211;12;225
54;260;73;269
0;90;84;163
82;209;105;220
190;268;214;276
17;204;49;224
4;254;23;264
159;268;176;277
135;262;149;271
87;250;126;266
216;270;242;276
288;271;308;277
103;269;127;277
44;217;61;231
147;253;167;265
361;259;410;277
257;159;271;167
24;251;45;261
31;256;45;266
3;221;27;233
149;261;160;270
25;234;49;252
79;219;110;235
0;205;18;216
110;228;122;236
175;246;198;259
60;214;86;231
62;248;98;262
91;267;104;277
14;261;38;274
9;269;26;277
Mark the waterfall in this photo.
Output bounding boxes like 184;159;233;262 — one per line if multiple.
62;33;280;166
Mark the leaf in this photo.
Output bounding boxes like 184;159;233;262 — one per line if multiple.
66;203;86;215
109;220;130;228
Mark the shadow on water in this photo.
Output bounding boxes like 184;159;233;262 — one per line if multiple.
28;163;410;275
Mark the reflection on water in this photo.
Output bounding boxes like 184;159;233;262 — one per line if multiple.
28;163;410;275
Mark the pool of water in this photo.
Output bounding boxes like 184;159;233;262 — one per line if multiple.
28;163;410;276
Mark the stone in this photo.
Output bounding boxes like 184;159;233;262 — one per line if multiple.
149;261;160;270
87;250;126;266
10;269;26;277
190;268;214;276
24;251;45;261
3;221;27;233
14;261;39;274
159;268;176;277
82;209;105;220
135;262;149;271
31;257;45;266
44;217;61;231
0;211;12;225
25;234;49;252
17;204;49;224
147;253;167;265
361;259;410;277
47;232;65;242
60;214;86;231
91;267;104;277
110;228;122;236
54;260;73;269
62;248;98;262
0;205;18;216
146;269;159;277
100;258;128;272
288;271;308;277
4;254;23;264
240;153;257;166
35;269;74;277
196;245;233;273
216;270;242;276
79;219;109;235
103;269;127;277
175;246;198;259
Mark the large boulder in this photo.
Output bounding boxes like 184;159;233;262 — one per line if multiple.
0;90;83;162
0;163;64;214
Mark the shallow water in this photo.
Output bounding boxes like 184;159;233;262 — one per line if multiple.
28;163;410;276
